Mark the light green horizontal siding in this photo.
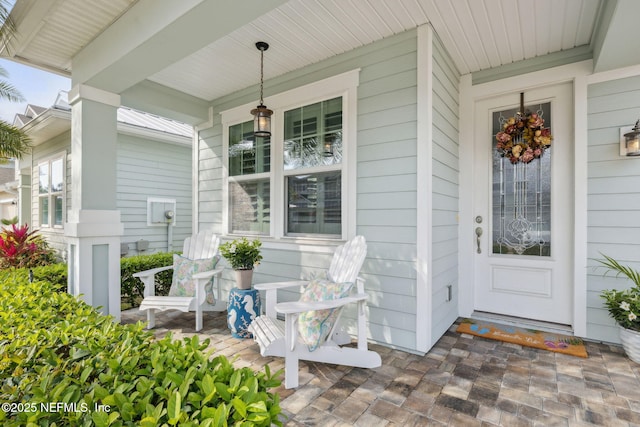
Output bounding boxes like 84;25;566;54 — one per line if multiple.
431;32;460;340
117;134;192;253
200;30;421;352
587;74;640;343
197;123;223;230
354;32;418;350
30;129;192;257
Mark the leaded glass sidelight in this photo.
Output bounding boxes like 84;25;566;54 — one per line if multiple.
492;102;552;256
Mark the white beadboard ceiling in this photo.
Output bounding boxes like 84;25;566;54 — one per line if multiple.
6;0;605;103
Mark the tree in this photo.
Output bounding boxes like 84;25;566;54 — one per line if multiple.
0;0;31;160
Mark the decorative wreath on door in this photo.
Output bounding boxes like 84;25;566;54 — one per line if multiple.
495;94;553;164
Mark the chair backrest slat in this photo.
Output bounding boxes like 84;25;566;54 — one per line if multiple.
183;230;219;259
328;236;366;283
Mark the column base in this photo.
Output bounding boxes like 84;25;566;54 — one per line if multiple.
65;209;124;321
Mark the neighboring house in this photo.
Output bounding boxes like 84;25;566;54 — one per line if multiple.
14;91;194;258
0;160;18;221
3;0;640;353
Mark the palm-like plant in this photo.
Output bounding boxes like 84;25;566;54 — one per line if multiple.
597;254;640;332
0;0;31;160
597;254;640;287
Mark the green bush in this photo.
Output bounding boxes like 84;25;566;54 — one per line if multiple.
0;263;67;291
121;252;176;309
0;252;181;310
0;277;283;426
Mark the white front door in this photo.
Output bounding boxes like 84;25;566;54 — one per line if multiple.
473;82;574;325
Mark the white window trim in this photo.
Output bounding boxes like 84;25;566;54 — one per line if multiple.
36;152;66;229
221;69;360;244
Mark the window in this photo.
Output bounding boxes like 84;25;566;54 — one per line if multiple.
284;97;342;236
227;121;271;234
222;70;358;240
38;155;65;227
286;171;341;235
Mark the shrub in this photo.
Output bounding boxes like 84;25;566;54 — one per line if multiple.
0;277;283;426
0;263;67;291
0;224;56;269
0;252;180;309
31;263;68;291
120;252;175;308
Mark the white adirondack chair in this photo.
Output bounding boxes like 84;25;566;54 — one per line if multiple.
248;235;381;388
135;231;224;331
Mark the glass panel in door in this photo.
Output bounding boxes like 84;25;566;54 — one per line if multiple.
492;102;552;257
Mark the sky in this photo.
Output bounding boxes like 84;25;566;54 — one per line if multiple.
0;0;70;123
0;58;70;124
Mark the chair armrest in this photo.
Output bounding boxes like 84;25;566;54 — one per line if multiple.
275;293;368;314
133;265;174;298
192;267;224;280
254;280;307;291
255;280;309;318
133;265;173;279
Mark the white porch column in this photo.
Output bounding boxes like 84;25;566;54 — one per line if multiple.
15;157;31;225
65;85;123;321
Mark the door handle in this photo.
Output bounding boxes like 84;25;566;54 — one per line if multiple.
475;227;483;254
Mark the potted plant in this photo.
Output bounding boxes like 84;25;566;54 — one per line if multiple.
220;237;263;289
597;254;640;363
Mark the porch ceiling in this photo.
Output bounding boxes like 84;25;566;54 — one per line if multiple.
4;0;636;123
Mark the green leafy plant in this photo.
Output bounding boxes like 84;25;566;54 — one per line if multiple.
120;252;176;308
0;223;56;269
0;263;67;291
0;251;182;309
220;237;263;270
597;254;640;332
0;276;283;426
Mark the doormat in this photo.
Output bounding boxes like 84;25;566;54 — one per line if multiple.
456;319;588;358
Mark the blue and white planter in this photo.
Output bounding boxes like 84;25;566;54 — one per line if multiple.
227;287;261;339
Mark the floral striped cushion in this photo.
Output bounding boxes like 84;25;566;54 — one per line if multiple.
298;278;353;351
169;254;219;300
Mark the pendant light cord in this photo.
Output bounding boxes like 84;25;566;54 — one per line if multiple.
259;48;265;105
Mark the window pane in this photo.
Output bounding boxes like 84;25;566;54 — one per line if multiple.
40;197;49;226
51;159;64;193
39;164;49;194
492;102;551;256
229;121;270;176
230;179;270;234
54;195;63;226
284;97;342;170
287;171;341;236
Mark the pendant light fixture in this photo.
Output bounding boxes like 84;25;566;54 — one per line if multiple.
251;41;273;138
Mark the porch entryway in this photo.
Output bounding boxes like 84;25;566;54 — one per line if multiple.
121;309;640;425
469;82;575;327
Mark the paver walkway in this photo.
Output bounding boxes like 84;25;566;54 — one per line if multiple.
121;309;640;426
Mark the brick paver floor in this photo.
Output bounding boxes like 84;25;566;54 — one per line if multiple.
121;309;640;426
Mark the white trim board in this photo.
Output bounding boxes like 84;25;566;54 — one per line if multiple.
415;24;433;353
